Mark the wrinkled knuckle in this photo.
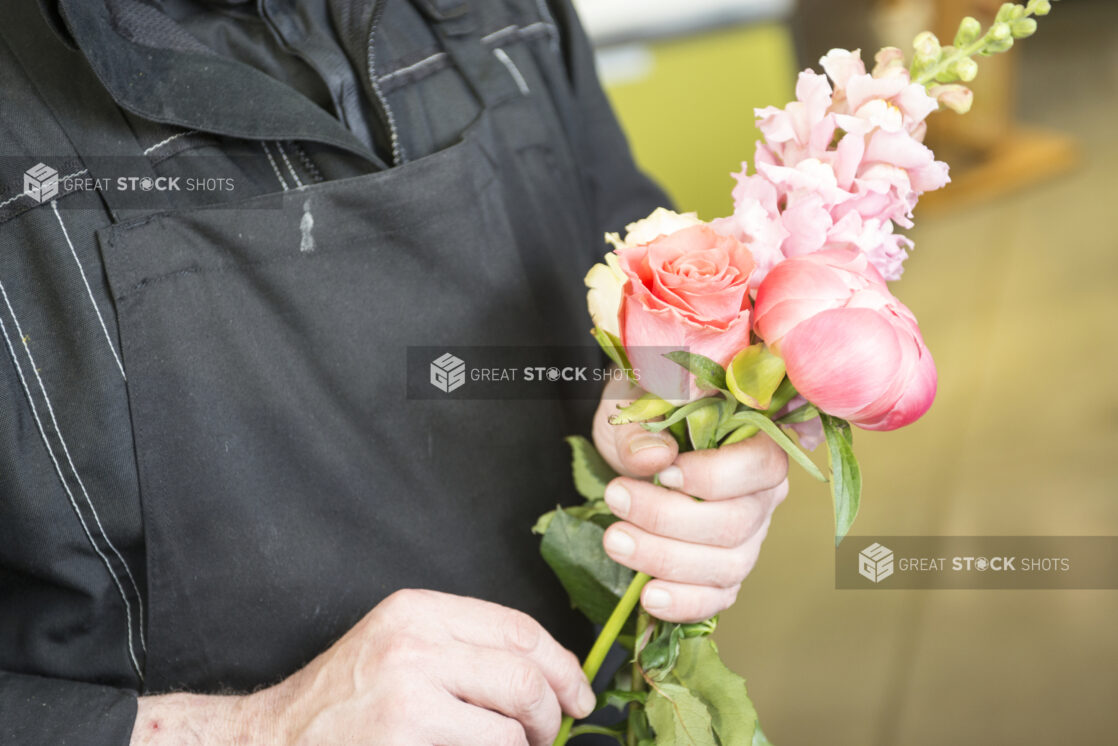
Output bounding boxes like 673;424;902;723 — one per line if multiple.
508;662;548;712
379;588;423;619
503;610;541;654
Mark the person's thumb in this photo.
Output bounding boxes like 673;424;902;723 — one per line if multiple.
593;408;678;478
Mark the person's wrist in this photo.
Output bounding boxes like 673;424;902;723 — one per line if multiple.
131;687;283;746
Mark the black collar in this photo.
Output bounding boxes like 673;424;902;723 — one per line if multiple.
50;0;381;165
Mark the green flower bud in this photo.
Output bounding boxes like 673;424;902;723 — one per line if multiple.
913;31;942;65
954;17;983;47
995;2;1016;23
953;57;979;82
1009;4;1026;20
1012;17;1038;37
987;36;1015;54
991;22;1013;42
1029;0;1052;16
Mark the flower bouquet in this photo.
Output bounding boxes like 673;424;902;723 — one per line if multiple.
534;3;1059;744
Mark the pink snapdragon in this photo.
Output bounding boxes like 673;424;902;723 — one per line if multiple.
717;48;950;285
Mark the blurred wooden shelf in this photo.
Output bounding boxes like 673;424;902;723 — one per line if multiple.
919;126;1079;214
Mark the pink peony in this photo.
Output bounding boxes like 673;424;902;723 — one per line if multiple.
616;225;756;403
753;248;936;431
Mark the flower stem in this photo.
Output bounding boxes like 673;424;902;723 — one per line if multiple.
552;572;652;746
626;611;650;746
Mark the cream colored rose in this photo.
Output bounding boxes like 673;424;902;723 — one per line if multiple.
605;208;703;252
585;252;626;338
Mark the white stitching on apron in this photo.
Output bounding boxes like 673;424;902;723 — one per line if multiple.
261;142;290;191
0;276;145;681
52;201;127;381
142;130;197;157
275;143;305;189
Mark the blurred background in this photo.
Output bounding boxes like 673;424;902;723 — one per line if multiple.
573;0;1118;743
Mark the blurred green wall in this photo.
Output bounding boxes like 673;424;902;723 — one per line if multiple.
604;24;798;220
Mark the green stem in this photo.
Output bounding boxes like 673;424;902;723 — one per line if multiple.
914;32;992;87
627;611;650;746
552;572;652;746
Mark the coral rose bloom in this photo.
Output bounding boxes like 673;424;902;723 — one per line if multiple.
616;225;755;402
753;248;936;430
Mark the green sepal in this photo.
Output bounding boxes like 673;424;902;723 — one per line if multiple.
642;397;720;433
776;402;819;424
686;400;724;450
726;345;786;410
610;392;676;425
820;414;862;546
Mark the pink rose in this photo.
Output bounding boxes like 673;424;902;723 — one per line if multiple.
753;249;936;431
617;225;756;402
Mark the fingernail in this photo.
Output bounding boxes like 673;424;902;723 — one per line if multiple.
603;483;630;518
604;529;635;557
657;465;683;489
629;434;670;454
644;588;671;611
577;684;596;716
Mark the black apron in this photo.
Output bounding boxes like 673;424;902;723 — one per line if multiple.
84;4;601;692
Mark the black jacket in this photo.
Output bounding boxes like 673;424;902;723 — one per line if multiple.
0;0;666;742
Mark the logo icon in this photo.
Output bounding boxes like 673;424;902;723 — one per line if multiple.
858;542;894;583
430;352;466;393
23;163;59;204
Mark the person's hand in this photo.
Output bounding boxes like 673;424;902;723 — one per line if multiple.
592;377;789;623
132;590;595;746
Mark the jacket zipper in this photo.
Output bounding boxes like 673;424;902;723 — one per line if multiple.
367;0;404;166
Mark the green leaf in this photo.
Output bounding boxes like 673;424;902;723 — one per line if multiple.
646;682;717;746
663;351;727;393
532;499;616;536
640;622;685;680
820;414;862;546
642;398;720;433
599;688;648;711
610;392;677;425
592;327;637;382
565;435;618;501
725;410;826;482
686;400;723;450
726;345;786;410
672;637;757;746
540;510;635;625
